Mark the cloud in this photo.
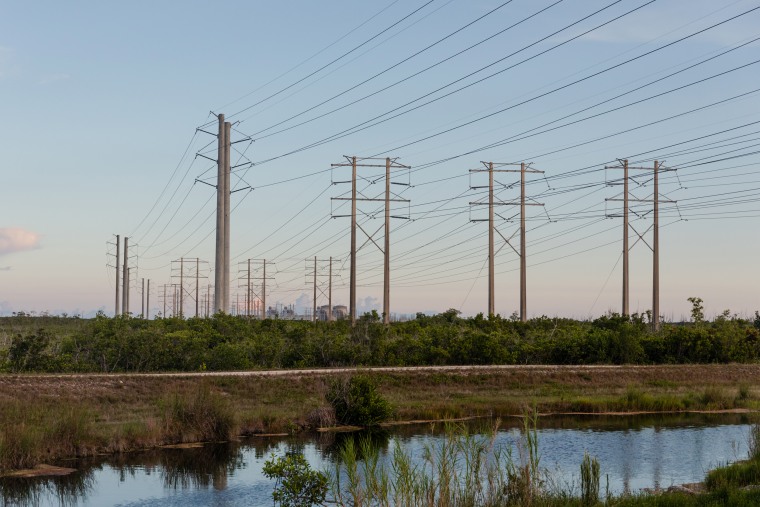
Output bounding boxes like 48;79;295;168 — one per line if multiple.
38;73;70;85
0;228;41;257
0;266;11;271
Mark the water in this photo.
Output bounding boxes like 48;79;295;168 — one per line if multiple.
1;413;753;506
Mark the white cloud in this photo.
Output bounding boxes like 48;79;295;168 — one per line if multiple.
0;228;41;256
38;73;70;85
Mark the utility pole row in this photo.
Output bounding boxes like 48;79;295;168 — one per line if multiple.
331;156;410;325
605;159;676;330
469;162;543;321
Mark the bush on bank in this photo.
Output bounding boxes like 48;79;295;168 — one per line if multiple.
1;308;760;373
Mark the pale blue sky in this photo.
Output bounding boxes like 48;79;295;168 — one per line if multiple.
1;0;759;319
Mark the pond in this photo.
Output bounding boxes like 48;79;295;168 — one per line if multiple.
1;413;754;506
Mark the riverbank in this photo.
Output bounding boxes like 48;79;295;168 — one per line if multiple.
1;364;759;473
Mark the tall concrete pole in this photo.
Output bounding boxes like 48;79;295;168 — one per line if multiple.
313;256;318;323
195;258;199;318
163;284;166;318
262;260;267;320
520;162;527;323
126;267;130;315
180;257;184;318
383;157;391;325
328;256;333;322
122;237;129;315
653;160;660;331
224;121;231;313
115;235;120;317
488;162;495;317
146;279;150;320
623;159;630;317
141;278;145;318
214;114;226;313
350;156;357;325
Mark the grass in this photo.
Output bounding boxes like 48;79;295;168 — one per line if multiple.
323;416;760;507
1;364;759;472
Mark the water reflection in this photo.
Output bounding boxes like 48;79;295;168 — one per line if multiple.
0;413;754;506
0;468;95;507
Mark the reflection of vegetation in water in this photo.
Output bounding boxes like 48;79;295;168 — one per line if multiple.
109;443;244;491
0;469;95;507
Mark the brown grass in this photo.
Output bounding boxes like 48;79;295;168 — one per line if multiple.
1;364;759;471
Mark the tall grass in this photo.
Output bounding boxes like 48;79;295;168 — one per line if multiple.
329;415;555;507
159;387;236;443
0;402;93;472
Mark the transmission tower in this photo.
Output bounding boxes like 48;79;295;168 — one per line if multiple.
194;114;252;315
170;258;210;318
305;257;341;322
469;162;544;321
238;259;275;319
605;159;676;328
330;156;410;325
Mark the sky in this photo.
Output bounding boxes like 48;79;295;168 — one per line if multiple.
1;0;759;320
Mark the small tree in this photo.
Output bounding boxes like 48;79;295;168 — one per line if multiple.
687;297;704;324
263;453;328;507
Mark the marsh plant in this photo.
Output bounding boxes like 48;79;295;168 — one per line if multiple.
328;415;551;507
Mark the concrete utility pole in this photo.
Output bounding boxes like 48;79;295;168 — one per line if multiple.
469;162;543;320
623;159;629;316
488;163;494;316
180;257;184;318
126;268;131;315
262;259;267;320
141;278;145;317
223;121;231;314
331;156;410;325
329;257;333;322
653;161;660;331
214;114;227;314
350;156;356;324
146;279;150;320
605;159;675;324
115;235;120;317
383;158;392;324
313;256;318;323
122;237;129;315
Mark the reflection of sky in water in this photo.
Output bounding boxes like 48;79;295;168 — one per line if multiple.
1;418;752;506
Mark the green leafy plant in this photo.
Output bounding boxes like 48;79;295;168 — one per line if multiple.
326;375;393;427
263;452;328;507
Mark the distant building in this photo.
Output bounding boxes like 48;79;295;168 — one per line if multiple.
317;304;348;321
332;305;348;320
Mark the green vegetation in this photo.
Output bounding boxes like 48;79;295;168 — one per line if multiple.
2;305;760;373
263;453;329;507
258;418;760;506
327;375;393;427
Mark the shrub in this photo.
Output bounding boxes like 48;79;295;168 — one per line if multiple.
263;452;328;507
326;375;393;427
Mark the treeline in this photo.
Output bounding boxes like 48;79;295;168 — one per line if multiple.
1;309;760;373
